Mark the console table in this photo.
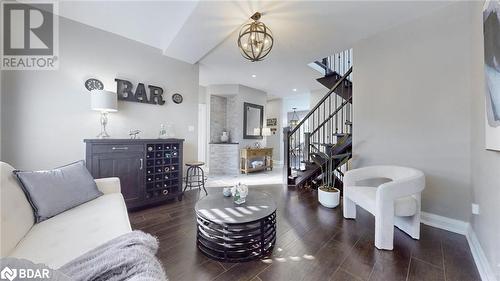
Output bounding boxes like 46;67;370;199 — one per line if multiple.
84;139;184;210
240;148;273;174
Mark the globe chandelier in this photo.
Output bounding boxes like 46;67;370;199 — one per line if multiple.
237;12;274;62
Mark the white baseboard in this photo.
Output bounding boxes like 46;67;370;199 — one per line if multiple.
420;211;469;234
466;226;498;281
420;211;497;281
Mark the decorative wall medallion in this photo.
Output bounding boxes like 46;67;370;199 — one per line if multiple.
115;78;165;105
172;93;183;104
85;78;104;91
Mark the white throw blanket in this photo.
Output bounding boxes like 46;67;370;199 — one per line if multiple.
59;231;167;281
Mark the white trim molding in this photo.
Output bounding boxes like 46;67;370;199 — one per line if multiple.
466;226;498;281
420;211;497;281
420;211;469;234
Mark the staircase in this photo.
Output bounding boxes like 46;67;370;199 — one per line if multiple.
285;49;353;190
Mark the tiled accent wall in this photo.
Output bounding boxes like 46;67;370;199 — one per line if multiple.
209;144;239;175
226;96;239;144
210;95;227;143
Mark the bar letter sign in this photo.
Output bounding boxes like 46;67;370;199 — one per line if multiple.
115;78;165;105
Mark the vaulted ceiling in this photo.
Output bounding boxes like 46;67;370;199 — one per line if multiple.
58;1;452;98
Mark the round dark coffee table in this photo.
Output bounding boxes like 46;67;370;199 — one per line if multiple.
195;190;277;262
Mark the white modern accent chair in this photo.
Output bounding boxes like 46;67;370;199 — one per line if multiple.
343;165;425;250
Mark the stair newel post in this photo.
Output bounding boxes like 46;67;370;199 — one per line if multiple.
312;110;315;143
316;111;320;154
304;132;311;165
293;130;296;170
335;95;338;134
295;131;299;170
322;57;327;76
341;100;344;134
328;95;332;142
345;49;348;74
298;126;302;170
284;127;291;183
338;54;341;74
328;147;332;188
348;49;351;69
341;51;344;75
322;103;326;146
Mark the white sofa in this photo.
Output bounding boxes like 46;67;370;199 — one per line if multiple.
0;162;132;269
343;165;425;250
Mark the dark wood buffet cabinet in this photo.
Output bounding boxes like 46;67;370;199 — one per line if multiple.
84;139;184;210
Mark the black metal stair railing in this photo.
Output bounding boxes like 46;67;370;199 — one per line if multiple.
285;67;352;181
284;49;353;186
315;49;353;78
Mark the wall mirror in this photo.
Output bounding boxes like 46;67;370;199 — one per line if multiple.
243;102;264;139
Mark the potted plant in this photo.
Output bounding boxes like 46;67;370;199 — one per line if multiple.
312;152;340;208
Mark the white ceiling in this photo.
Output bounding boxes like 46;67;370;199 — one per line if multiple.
58;1;452;98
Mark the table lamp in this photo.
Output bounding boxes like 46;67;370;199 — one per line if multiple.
262;127;272;137
90;90;118;138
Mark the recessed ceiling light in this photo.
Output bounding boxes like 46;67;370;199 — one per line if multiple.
292;88;297;92
252;74;257;78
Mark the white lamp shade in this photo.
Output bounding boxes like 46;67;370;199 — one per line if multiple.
90;90;118;112
262;127;272;136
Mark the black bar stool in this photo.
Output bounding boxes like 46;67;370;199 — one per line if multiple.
183;162;207;195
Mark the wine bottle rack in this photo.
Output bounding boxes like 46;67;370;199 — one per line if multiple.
145;143;180;199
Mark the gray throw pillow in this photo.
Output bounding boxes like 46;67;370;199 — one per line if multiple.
13;161;103;223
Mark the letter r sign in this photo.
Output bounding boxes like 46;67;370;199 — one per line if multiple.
1;1;58;70
2;2;54;55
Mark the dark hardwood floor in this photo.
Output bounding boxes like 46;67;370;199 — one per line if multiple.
129;185;480;281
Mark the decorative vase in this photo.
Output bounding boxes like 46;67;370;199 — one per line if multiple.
158;124;167;139
231;183;248;204
220;131;229;143
318;187;340;208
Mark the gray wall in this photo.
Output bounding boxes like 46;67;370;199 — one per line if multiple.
353;2;473;221
1;16;199;170
266;99;283;163
207;84;267;148
469;2;500;279
354;2;500;277
233;85;267;148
